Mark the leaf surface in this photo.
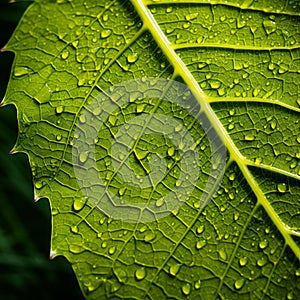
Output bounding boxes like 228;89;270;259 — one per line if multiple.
3;0;300;299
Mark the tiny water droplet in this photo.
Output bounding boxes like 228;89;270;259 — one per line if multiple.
127;53;138;64
210;81;221;89
259;240;269;249
219;249;227;260
170;264;181;276
277;183;287;193
14;66;30;77
55;106;64;114
56;134;62;141
135;268;146;280
61;51;69;60
79;152;88;163
194;279;201;289
228;124;235;130
263;20;276;35
118;187;126;196
196;225;204;234
34;180;44;190
229;173;235;181
101;29;111;39
73;197;87;211
136;104;145;113
109;246;116;255
239;257;248;266
295;268;300;276
196;240;206;250
181;283;191;295
245;134;255;141
71;225;79;234
287;291;293;299
155;198;164;207
166;7;173;13
144;232;155;242
234;278;245;290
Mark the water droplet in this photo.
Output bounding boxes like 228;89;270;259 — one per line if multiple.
77;78;85;86
228;124;235;130
170;264;181;276
185;12;198;21
194;279;201;289
79;152;88;164
196;225;204;234
71;225;79;234
219;249;227;260
229;174;235;181
296;137;300;144
168;147;175;156
127;53;138;64
56;134;62;141
166;7;173;13
196;240;206;249
257;257;267;267
52;208;59;216
277;183;287;193
155;198;164;207
14;66;30;77
61;51;69;60
295;268;300;276
34;180;44;190
109;246;116;255
270;120;277;130
144;232;155;242
263;20;276;35
181;283;191;295
234;278;245;290
135;268;146;280
73;197;87;211
136;104;145;113
69;244;84;254
55;106;64;114
245;134;255;141
118;187;126;196
220;16;226;22
259;240;269;249
210;81;221;89
287;292;293;300
101;29;111;39
239;257;248;266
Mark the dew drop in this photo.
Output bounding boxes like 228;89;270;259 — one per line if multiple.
196;240;206;250
277;183;287;193
194;279;201;289
109;246;116;255
196;225;204;234
259;240;269;249
79;152;88;163
257;257;267;267
71;225;79;234
101;29;111;39
61;51;69;60
170;264;181;276
34;180;44;190
55;106;64;114
245;134;255;141
135;268;146;280
14;66;30;77
229;173;235;181
166;7;173;13
234;278;245;290
263;20;276;35
73;197;87;211
181;283;191;295
210;81;221;89
296;137;300;144
295;268;300;276
185;12;198;21
118;187;126;196
228;124;235;130
239;257;248;267
144;232;156;242
127;53;138;64
287;292;293;300
136;104;145;113
69;244;84;254
56;134;62;141
219;249;227;260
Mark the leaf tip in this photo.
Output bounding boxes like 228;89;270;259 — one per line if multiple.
34;194;40;202
9;148;18;155
49;250;57;260
0;46;7;53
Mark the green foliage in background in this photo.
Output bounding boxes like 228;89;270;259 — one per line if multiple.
2;0;300;299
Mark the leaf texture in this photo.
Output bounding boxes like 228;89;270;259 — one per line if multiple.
2;0;300;299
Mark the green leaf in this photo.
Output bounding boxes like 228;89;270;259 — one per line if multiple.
2;0;300;299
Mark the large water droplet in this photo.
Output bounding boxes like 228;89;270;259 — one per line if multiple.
196;240;206;250
61;51;69;60
259;240;268;249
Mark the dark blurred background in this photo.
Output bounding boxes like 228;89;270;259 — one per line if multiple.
0;1;83;299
